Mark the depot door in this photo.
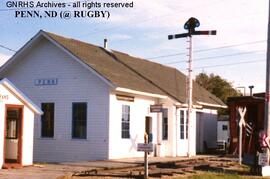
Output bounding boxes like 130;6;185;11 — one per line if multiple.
4;106;23;164
145;117;152;143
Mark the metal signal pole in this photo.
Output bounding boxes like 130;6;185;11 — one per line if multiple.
187;35;193;157
264;0;270;165
168;17;216;157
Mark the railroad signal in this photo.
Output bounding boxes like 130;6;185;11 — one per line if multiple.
168;17;217;40
184;17;200;31
168;17;216;158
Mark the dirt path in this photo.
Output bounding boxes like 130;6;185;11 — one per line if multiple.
68;156;258;179
0;155;265;179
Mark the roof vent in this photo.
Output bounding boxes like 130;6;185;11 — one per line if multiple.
104;38;108;49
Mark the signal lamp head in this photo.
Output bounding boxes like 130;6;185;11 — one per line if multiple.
184;17;200;30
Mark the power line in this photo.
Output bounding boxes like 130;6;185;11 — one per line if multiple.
195;40;266;52
165;50;265;65
179;59;265;70
0;44;16;52
147;40;266;60
77;0;223;38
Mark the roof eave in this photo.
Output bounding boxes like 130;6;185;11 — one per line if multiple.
0;30;116;89
0;30;45;76
1;78;43;115
174;102;203;109
115;87;167;99
197;101;227;109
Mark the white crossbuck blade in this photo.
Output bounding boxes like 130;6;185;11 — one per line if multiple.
238;107;247;127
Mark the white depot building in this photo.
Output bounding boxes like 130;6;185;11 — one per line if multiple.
0;30;226;162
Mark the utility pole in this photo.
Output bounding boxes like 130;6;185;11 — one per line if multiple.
265;0;270;165
168;17;216;157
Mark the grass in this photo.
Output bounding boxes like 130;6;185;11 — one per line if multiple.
189;172;242;179
179;171;264;179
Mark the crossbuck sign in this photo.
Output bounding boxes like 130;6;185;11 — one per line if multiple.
238;107;247;127
238;107;247;165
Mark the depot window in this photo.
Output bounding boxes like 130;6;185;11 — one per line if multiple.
180;110;188;140
41;103;54;138
121;105;130;139
162;108;168;140
72;102;87;139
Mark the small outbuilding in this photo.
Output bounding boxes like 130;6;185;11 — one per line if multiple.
0;78;42;169
227;93;264;155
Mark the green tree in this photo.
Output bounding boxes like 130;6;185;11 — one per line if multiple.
195;73;241;115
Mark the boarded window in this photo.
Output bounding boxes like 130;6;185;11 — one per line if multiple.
72;103;87;139
162;108;168;140
121;105;130;139
41;103;54;138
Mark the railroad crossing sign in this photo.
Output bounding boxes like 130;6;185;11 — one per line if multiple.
266;136;270;149
238;106;246;165
238;107;247;127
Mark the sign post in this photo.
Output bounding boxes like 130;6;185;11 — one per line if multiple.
238;107;246;165
144;133;148;179
137;134;154;179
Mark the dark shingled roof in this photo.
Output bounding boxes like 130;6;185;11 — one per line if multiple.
44;31;225;107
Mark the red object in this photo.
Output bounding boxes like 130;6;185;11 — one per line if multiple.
259;131;268;148
266;94;270;102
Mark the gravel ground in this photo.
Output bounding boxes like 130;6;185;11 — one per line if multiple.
0;155;264;179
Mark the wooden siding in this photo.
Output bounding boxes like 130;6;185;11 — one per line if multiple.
108;93;158;159
2;38;110;162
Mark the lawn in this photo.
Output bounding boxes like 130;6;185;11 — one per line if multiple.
179;171;265;179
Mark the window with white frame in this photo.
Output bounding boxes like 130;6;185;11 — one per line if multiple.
121;105;130;139
180;110;188;139
180;110;185;139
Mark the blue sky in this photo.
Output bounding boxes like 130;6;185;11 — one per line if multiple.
0;0;268;93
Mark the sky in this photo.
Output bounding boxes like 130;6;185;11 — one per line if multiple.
0;0;269;93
